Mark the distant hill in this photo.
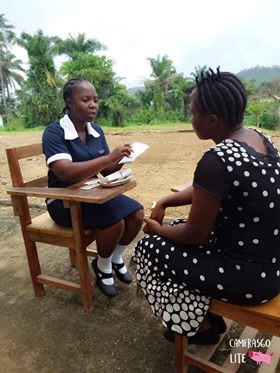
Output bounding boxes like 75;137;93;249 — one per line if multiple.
128;86;145;94
237;66;280;84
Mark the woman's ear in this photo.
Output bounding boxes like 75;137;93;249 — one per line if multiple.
209;114;218;127
65;97;72;109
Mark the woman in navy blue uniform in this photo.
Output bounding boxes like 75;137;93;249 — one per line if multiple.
134;68;280;345
43;78;144;297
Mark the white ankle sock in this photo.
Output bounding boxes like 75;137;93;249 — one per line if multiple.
112;244;128;274
97;255;114;285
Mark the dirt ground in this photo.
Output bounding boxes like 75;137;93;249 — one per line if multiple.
0;131;279;373
0;130;214;217
1;130;279;216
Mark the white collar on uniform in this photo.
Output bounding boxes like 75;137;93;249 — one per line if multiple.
59;114;100;140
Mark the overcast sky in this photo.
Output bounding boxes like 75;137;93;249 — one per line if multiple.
2;0;280;87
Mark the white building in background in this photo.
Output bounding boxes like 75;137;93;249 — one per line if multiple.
0;115;3;128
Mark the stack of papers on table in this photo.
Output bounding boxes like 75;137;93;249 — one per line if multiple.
79;178;100;190
102;168;132;183
79;169;132;190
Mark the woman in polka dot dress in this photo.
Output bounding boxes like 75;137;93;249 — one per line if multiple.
133;68;280;344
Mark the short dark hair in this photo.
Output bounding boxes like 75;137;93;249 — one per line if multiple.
194;67;247;127
62;78;88;114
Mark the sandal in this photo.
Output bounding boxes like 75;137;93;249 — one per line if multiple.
112;262;132;284
91;258;117;297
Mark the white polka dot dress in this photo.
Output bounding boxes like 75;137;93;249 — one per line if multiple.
133;130;280;337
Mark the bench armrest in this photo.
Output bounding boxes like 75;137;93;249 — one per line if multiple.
7;180;136;204
7;186;79;200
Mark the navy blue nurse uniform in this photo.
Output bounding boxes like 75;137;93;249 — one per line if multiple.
42;114;143;230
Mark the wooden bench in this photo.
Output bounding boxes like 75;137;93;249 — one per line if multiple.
6;143;135;311
172;183;280;372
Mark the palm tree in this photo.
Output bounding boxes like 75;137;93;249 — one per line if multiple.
55;33;106;60
17;30;62;127
0;15;20;109
18;30;58;90
147;54;176;88
190;65;208;81
0;14;15;52
146;55;178;115
0;50;24;100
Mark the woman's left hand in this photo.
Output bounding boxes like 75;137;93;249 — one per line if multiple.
143;217;162;235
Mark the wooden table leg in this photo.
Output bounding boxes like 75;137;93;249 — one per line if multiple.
69;201;93;312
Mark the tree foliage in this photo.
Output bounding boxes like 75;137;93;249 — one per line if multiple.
0;14;15;51
2;14;279;130
54;33;106;60
18;30;62;127
139;54;193;122
0;14;24;112
60;53;116;99
60;52;140;126
0;51;24;96
190;65;208;81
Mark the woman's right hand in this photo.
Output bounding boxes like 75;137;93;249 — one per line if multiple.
108;144;132;164
150;202;166;224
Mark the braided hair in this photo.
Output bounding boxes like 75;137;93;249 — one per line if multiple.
62;78;88;114
194;67;247;127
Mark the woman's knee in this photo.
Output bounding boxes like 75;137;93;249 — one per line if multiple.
113;219;126;235
129;209;144;226
101;219;125;238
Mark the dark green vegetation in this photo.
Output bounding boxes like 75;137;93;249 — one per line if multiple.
1;14;280;131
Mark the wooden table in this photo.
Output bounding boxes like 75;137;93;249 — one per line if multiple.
7;179;137;205
6;179;137;311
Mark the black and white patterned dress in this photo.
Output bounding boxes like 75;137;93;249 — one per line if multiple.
133;131;280;337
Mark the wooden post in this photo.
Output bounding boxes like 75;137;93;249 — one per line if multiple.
69;201;93;311
14;195;45;297
175;333;187;373
68;248;76;267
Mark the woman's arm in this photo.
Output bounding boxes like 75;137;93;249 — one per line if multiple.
50;145;132;184
100;143;133;176
100;161;124;176
158;185;193;208
150;185;193;224
144;186;221;245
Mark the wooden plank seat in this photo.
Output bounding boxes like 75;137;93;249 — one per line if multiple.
175;295;280;373
27;211;96;248
171;183;280;372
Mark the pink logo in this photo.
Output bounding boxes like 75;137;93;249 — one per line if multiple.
248;351;273;364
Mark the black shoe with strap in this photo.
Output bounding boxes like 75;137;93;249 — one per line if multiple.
163;325;220;345
205;312;227;334
91;258;117;297
112;262;132;284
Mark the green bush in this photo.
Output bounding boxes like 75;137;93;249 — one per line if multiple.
245;101;279;130
128;108;154;124
243;114;257;126
260;110;278;130
3;115;25;131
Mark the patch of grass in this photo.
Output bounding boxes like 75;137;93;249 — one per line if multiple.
0;122;193;135
244;124;280;136
0;126;45;136
102;122;193;133
1;120;279;136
